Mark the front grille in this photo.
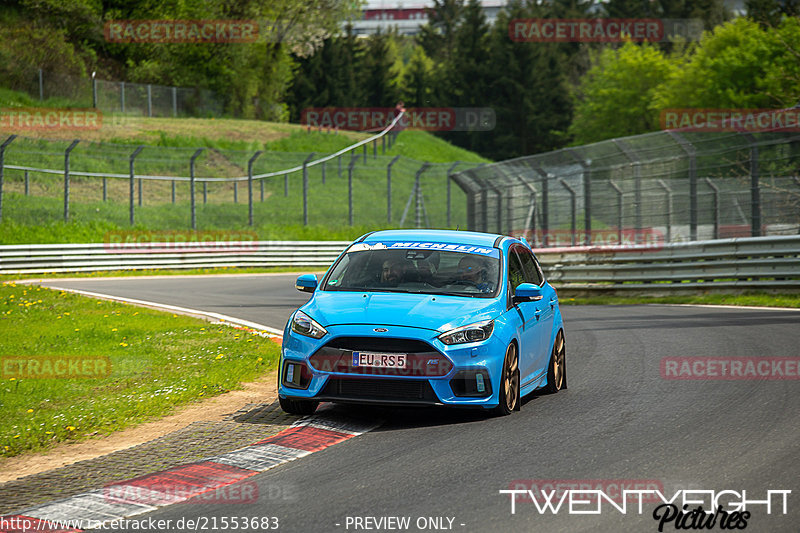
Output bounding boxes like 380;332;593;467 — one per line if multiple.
309;336;452;377
321;378;438;404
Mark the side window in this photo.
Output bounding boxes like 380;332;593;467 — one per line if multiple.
508;250;526;292
516;247;543;286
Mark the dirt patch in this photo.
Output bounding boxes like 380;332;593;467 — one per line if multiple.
0;369;279;484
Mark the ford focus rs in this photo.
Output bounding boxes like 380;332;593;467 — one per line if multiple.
278;229;566;416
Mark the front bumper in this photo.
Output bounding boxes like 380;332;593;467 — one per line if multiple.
279;324;506;408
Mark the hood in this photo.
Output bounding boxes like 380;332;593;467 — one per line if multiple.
302;291;504;333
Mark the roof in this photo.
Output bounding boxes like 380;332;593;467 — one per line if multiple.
363;229;504;248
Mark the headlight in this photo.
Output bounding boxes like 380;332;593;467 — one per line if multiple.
291;311;328;339
438;320;494;345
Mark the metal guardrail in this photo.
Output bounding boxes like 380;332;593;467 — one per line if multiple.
1;236;798;293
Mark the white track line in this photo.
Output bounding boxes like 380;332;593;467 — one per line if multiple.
36;285;284;337
648;303;800;312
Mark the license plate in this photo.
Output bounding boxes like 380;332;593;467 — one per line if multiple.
352;352;408;369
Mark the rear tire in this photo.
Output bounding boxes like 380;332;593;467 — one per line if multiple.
279;396;319;415
493;343;520;416
543;330;566;394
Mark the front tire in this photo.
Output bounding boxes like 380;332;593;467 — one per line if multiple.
279;396;319;415
543;330;566;394
494;343;520;416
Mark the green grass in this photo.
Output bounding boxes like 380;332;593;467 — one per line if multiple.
560;292;800;308
0;281;281;457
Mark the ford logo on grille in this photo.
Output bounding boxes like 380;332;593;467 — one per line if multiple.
373;328;388;333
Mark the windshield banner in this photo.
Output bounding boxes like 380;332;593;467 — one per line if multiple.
348;241;500;258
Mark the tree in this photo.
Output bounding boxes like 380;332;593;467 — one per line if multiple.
401;46;435;108
361;31;400;107
653;17;800;110
569;42;676;145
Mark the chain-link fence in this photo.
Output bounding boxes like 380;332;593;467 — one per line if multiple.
452;130;800;246
0;130;480;231
12;70;223;118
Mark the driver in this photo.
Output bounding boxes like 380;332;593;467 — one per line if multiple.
457;255;492;292
380;259;407;286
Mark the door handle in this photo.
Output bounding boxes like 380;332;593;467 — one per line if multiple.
549;298;557;308
534;309;542;320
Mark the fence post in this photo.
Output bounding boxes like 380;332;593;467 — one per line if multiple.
103;177;107;202
363;143;367;164
609;180;623;245
260;180;264;202
302;152;316;226
382;135;386;155
138;177;143;206
171;181;175;204
129;146;144;225
338;154;342;179
613;139;642;242
234;181;238;204
567;149;591;245
387;155;401;224
558;178;577;246
322;161;326;184
0;135;18;223
446;161;460;227
190;149;204;230
284;173;289;197
38;69;43;101
741;133;761;237
527;163;550;240
203;182;207;204
705;177;720;240
172;87;178;117
91;72;97;108
348;154;360;225
667;131;698;241
147;84;152;117
64;140;79;222
248;151;263;227
657;179;672;244
24;170;29;196
373;139;377;158
120;82;125;113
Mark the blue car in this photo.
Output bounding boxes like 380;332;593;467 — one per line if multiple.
278;229;566;416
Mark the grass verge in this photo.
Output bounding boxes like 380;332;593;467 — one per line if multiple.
0;281;281;457
560;292;800;308
0;266;315;283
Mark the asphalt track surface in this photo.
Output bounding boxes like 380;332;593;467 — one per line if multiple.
41;275;800;533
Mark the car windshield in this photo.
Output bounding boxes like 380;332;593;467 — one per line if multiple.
323;245;500;298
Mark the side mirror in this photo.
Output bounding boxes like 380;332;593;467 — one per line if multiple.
295;274;318;293
513;283;543;305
